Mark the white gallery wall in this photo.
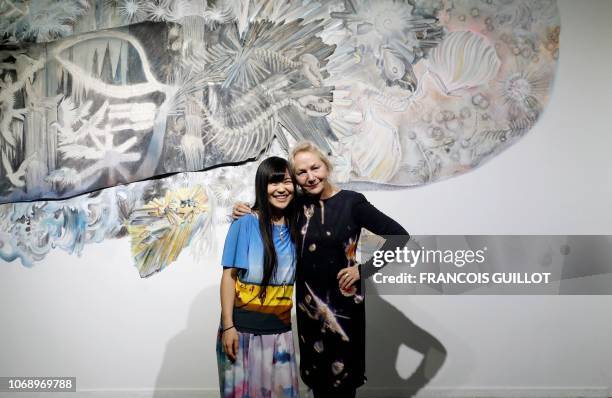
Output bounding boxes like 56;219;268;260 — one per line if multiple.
1;1;612;397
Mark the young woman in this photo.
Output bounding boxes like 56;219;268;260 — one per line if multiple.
218;156;300;398
234;142;410;398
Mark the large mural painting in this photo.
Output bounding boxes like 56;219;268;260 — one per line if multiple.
0;0;560;276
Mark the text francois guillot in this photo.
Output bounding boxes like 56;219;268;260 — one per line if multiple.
370;247;552;285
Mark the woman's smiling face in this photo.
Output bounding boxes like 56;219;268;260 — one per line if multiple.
267;169;294;210
292;151;330;196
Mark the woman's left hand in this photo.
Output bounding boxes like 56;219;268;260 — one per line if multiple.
337;266;360;289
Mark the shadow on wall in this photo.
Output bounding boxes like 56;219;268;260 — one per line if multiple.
150;281;446;398
153;285;220;398
365;279;447;397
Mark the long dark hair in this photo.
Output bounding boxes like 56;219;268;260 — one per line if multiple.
251;157;298;301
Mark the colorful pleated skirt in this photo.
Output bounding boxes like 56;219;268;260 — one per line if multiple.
216;327;299;398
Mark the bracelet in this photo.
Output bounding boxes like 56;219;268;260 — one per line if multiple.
222;325;235;333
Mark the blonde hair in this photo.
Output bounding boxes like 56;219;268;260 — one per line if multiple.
290;141;333;174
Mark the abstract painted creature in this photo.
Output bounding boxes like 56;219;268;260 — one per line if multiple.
0;161;260;277
0;19;335;203
0;0;560;276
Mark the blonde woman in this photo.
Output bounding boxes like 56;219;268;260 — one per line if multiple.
234;142;410;398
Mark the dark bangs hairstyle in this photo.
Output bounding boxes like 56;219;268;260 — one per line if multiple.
251;157;299;301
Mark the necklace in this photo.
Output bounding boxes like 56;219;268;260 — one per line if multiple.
271;215;286;239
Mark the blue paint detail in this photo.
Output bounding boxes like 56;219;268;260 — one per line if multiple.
274;350;292;364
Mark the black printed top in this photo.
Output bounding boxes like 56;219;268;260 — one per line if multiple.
295;189;409;390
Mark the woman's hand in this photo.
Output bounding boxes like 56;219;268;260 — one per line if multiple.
220;268;239;361
222;327;239;362
232;201;252;219
337;266;360;290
